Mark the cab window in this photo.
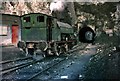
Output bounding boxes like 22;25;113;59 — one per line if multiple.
37;16;44;22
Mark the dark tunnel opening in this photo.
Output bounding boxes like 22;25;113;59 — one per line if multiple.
78;26;96;43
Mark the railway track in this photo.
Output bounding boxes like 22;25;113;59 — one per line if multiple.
27;56;67;81
2;43;88;81
0;57;31;64
2;56;67;80
28;43;88;80
0;57;33;71
1;56;46;76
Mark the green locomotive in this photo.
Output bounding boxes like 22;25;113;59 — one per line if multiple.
18;13;95;57
18;13;77;57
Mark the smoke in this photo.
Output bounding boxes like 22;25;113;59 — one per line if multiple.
50;0;66;13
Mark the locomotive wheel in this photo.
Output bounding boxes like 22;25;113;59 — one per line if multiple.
42;52;47;57
55;44;66;55
25;48;28;56
42;51;48;57
56;46;61;56
68;43;74;50
45;48;53;57
60;44;68;54
17;41;25;49
65;43;69;52
54;43;61;56
79;27;95;43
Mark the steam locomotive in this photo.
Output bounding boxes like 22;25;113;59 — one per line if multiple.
17;13;95;57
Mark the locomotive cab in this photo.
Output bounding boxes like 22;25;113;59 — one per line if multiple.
18;13;51;56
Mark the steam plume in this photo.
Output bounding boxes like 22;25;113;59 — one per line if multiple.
50;0;66;13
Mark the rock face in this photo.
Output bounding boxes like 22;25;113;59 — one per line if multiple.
0;1;50;15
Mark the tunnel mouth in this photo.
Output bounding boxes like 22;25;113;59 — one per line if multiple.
78;27;95;43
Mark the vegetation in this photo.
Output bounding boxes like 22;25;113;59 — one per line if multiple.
74;2;118;30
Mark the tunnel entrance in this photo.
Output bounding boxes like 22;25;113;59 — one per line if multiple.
78;26;95;43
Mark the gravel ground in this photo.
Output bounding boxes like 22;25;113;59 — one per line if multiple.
83;32;120;80
2;33;118;80
1;46;25;61
29;43;98;80
1;42;98;81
